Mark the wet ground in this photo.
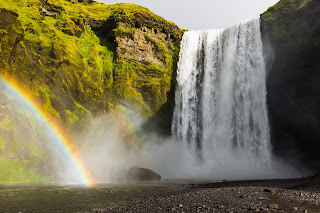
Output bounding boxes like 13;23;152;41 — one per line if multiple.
102;176;320;213
1;176;320;213
0;181;185;213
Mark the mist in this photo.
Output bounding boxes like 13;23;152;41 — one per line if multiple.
0;85;305;185
57;104;304;185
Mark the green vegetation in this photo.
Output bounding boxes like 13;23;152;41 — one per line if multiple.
261;0;317;40
0;0;183;184
0;157;49;184
114;26;136;39
0;0;182;121
0;91;51;184
144;34;168;59
0;116;11;131
261;0;301;38
0;137;7;152
297;0;312;9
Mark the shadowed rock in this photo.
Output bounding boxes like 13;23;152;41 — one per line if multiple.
261;0;320;170
127;167;161;181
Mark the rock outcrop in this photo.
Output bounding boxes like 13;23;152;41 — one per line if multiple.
0;1;183;126
127;167;161;181
0;0;183;183
261;0;320;170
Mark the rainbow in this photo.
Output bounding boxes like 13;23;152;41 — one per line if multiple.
0;74;94;186
112;105;145;151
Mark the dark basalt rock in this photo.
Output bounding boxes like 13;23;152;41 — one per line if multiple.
261;0;320;170
127;167;161;181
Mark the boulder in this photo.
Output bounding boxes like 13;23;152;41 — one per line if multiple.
127;167;161;181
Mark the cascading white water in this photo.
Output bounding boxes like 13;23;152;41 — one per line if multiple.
172;19;271;166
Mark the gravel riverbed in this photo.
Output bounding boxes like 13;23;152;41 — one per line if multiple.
96;175;320;213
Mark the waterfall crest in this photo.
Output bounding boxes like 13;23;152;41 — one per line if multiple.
172;19;271;165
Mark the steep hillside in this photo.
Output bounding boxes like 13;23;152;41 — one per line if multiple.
0;0;183;183
261;0;320;170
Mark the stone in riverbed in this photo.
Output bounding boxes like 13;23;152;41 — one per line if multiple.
127;167;161;181
264;188;277;195
268;204;279;210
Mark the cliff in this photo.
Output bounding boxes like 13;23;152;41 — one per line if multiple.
0;0;183;183
261;0;320;170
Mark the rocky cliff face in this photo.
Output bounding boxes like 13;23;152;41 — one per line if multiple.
261;0;320;170
0;0;183;183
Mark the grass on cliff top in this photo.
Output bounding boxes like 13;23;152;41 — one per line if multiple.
261;0;318;40
263;0;315;22
263;0;299;21
0;0;180;61
261;0;312;38
1;0;178;28
1;0;182;50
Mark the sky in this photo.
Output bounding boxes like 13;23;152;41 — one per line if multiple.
96;0;280;30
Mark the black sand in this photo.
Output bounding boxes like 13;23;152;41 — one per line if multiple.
99;175;320;213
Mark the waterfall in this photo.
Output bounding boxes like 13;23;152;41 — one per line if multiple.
172;19;271;165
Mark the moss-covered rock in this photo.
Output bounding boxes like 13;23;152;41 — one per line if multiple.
0;0;183;126
261;0;320;170
261;0;320;46
0;0;183;184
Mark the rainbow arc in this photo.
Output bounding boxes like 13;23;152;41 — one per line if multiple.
0;75;94;186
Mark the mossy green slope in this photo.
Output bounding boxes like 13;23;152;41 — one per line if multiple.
0;89;52;184
261;0;320;46
0;0;183;184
